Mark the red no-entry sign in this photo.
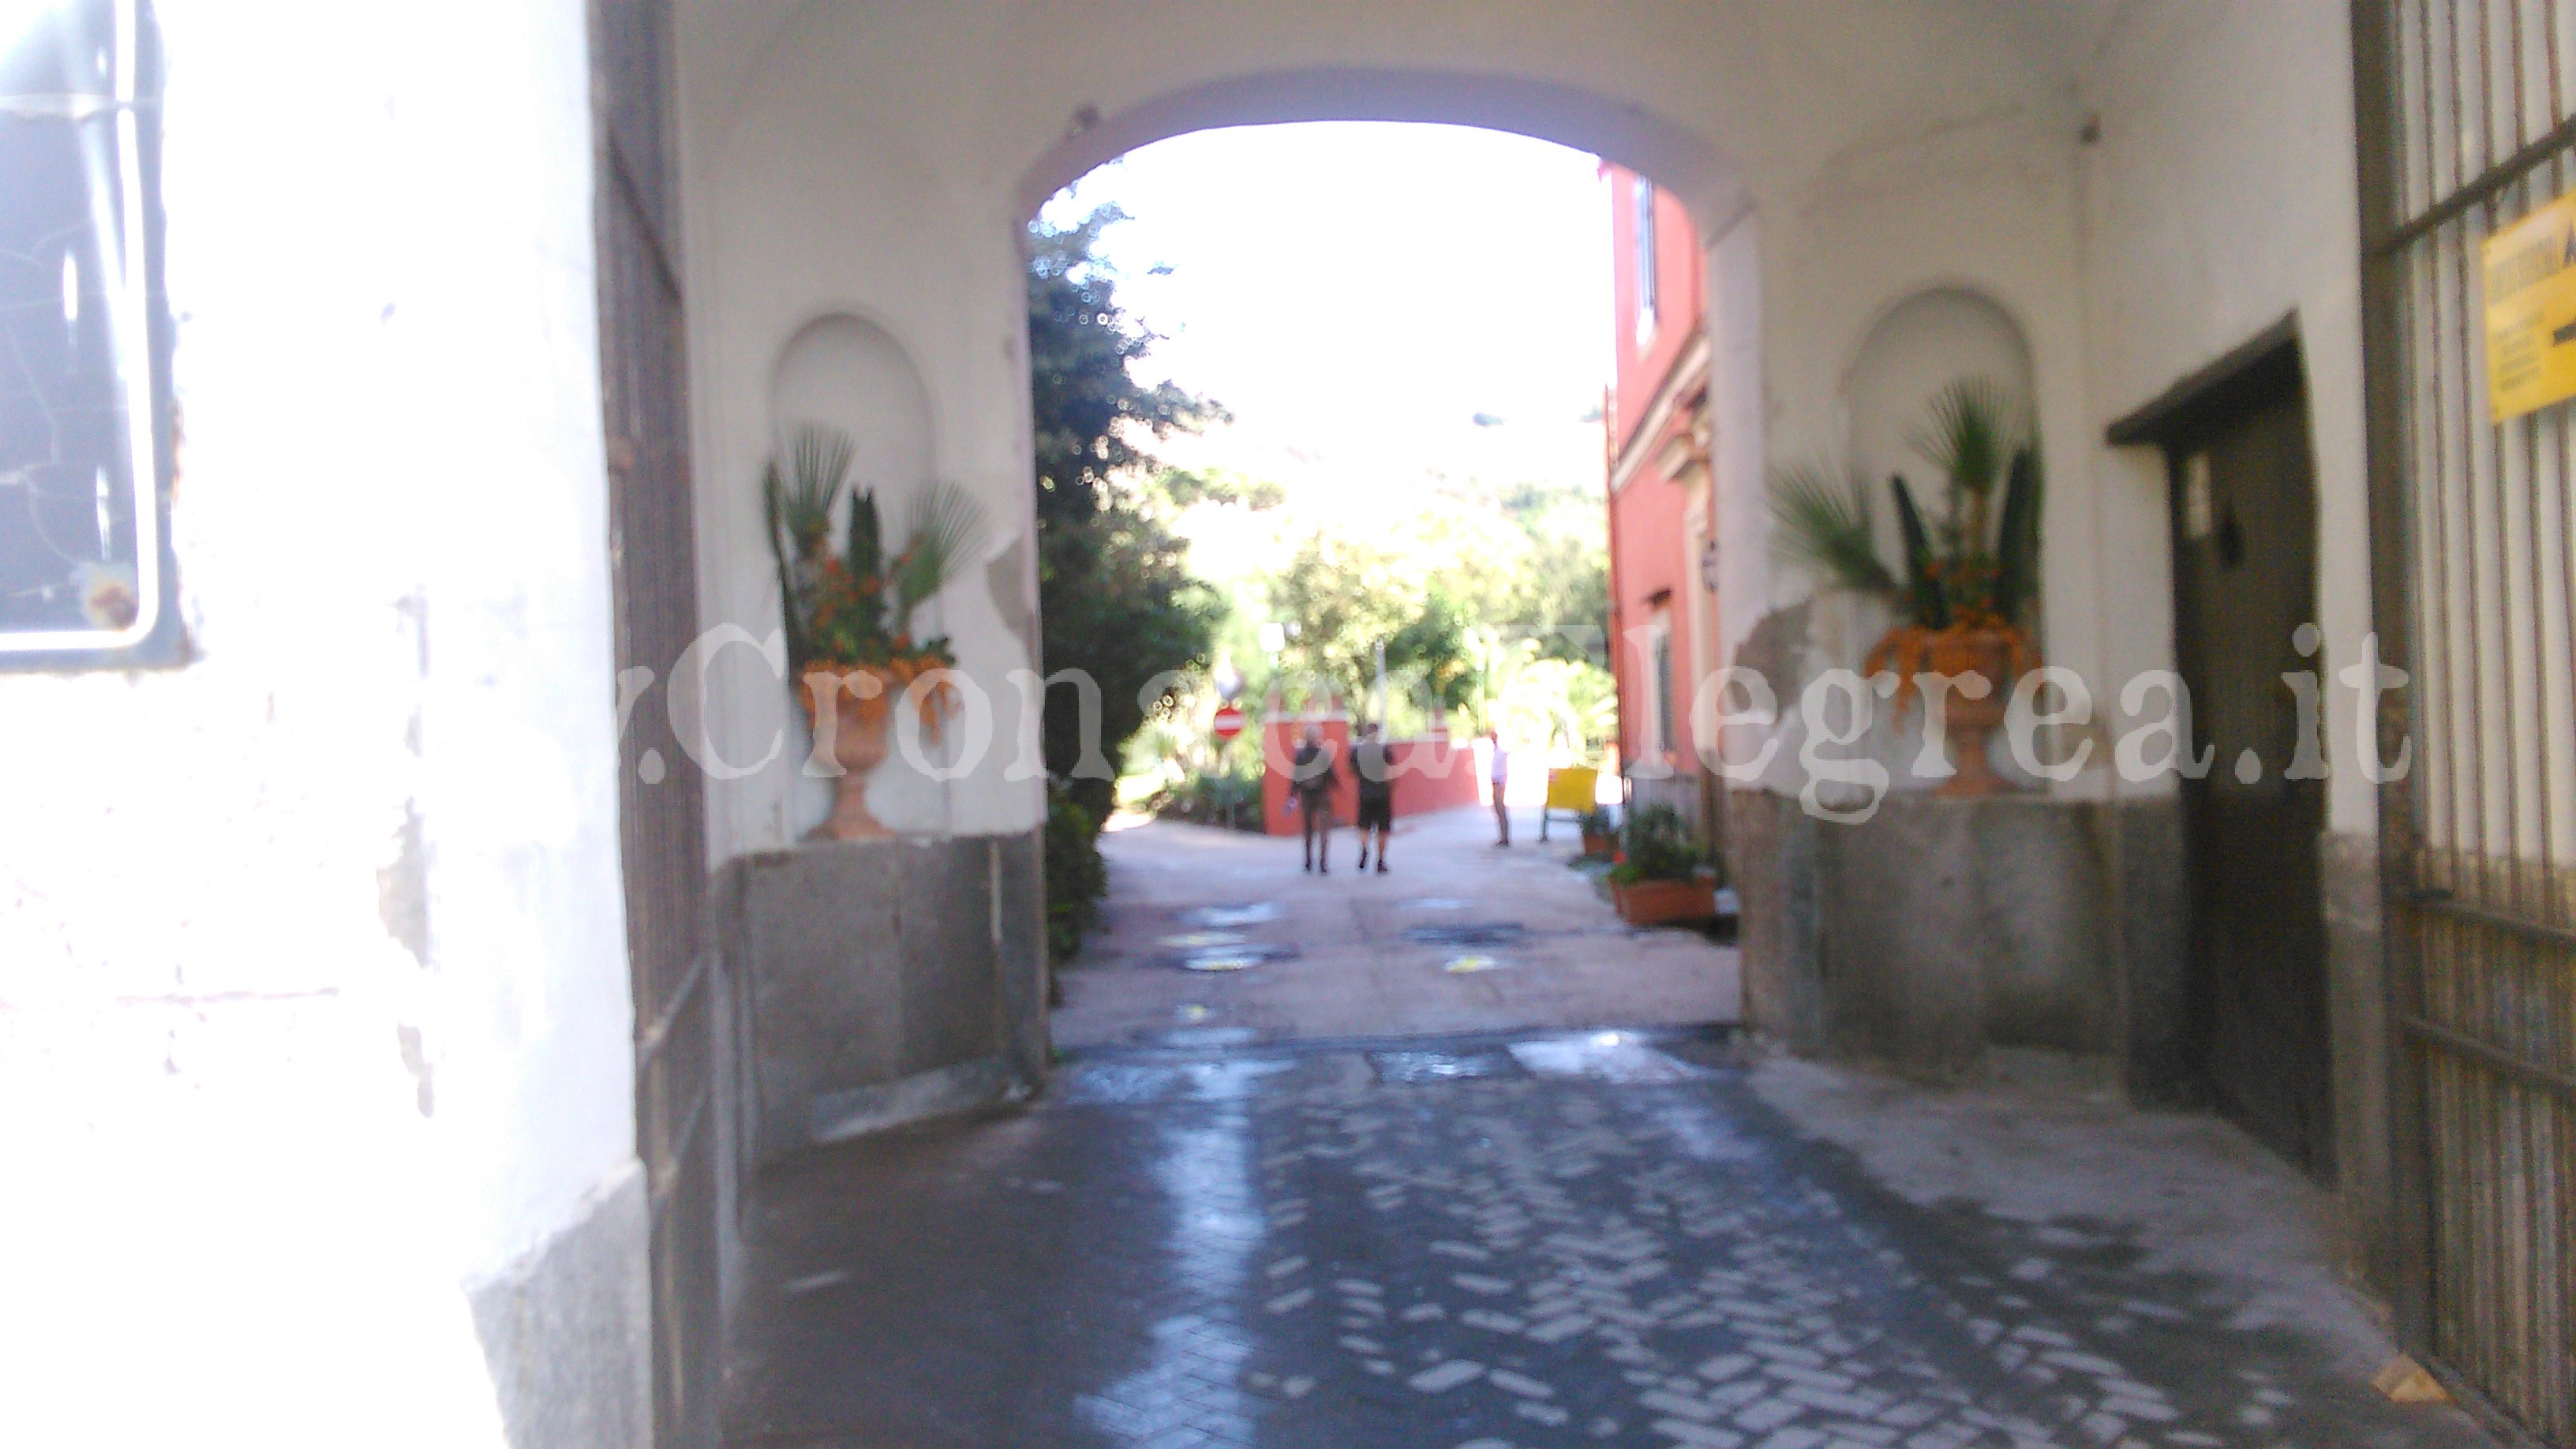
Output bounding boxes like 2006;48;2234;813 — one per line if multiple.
1211;704;1245;743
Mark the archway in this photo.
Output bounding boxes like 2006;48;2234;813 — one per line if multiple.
1014;118;1739;1054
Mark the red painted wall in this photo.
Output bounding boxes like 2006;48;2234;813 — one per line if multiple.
1603;164;1709;779
1259;718;1481;835
1605;166;1705;459
1608;454;1698;773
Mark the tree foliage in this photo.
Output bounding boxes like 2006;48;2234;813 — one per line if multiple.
1028;207;1229;826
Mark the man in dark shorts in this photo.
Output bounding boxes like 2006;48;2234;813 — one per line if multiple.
1291;723;1336;874
1350;721;1395;874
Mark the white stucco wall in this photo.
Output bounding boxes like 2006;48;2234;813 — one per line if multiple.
0;2;641;1441
2074;0;2375;832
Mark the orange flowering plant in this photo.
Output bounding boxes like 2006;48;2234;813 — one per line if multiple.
763;425;987;736
1767;378;2045;706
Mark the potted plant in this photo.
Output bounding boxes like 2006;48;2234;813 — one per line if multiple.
764;425;987;840
1769;378;2042;797
1608;803;1718;926
1576;805;1618;859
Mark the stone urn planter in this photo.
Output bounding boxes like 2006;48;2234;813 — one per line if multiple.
1868;623;2031;799
803;668;897;841
1614;874;1719;927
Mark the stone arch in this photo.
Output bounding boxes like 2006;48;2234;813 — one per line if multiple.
1014;66;1747;230
1005;60;1766;703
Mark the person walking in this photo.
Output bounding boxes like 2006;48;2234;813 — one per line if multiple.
1291;723;1337;874
1349;721;1395;874
1487;724;1511;847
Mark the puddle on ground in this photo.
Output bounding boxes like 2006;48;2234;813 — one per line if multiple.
1146;1026;1269;1049
1404;897;1470;911
1406;922;1528;948
1506;1032;1713;1084
1160;930;1246;949
1170;942;1297;973
1059;1053;1295;1103
1188;903;1279;927
1366;1047;1527;1084
1441;953;1505;974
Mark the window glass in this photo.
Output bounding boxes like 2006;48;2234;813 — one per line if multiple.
1651;624;1674;755
0;0;174;666
1632;176;1658;341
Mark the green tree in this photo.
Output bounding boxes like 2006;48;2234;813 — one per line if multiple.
1028;207;1229;827
1265;530;1477;724
1493;477;1611;661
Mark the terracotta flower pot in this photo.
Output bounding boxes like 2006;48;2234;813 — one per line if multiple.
803;669;897;841
1870;624;2031;800
1922;627;2016;799
1615;876;1717;927
1581;829;1617;858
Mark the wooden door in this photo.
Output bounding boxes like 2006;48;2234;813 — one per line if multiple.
2169;358;2335;1178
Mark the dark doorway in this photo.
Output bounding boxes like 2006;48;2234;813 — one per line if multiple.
2140;334;2334;1178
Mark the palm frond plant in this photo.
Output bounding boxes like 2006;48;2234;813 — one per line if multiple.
761;424;993;837
1765;461;1896;599
1763;378;2045;796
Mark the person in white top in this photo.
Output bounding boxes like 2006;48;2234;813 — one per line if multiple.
1487;724;1511;847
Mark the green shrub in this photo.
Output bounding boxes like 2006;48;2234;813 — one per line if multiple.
1045;781;1107;964
1151;751;1265;833
1608;803;1705;886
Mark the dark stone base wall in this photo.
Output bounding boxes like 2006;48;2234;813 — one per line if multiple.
714;830;1048;1166
2110;799;2192;1106
1728;789;2409;1320
1727;785;1825;1056
468;1164;655;1449
1725;788;2185;1090
2321;828;2395;1299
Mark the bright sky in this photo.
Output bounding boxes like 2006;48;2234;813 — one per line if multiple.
1038;122;1612;563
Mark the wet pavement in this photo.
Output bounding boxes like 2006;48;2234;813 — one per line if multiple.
1052;807;1738;1049
722;1031;2490;1449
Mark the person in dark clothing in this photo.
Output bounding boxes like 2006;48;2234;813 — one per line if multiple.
1350;721;1395;873
1290;723;1336;873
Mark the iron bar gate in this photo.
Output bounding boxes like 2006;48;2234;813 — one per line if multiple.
591;0;720;1443
2355;0;2576;1441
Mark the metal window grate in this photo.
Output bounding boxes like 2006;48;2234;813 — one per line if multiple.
2357;0;2576;1441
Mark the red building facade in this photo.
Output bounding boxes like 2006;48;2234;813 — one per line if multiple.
1602;165;1714;833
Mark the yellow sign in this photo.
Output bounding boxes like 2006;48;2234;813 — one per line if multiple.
2483;189;2576;421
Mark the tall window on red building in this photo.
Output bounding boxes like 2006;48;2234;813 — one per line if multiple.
1631;175;1657;343
1651;620;1674;758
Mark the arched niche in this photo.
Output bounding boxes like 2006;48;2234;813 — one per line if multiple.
1834;287;2040;790
1843;288;2034;515
764;313;948;835
770;313;937;500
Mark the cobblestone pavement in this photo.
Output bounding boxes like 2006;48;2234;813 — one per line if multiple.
723;1032;2489;1449
1052;807;1737;1049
